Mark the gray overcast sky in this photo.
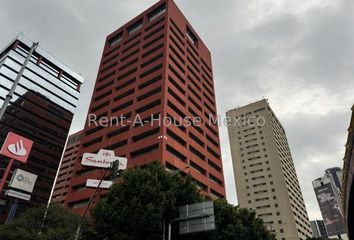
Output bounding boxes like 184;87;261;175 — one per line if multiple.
1;0;353;220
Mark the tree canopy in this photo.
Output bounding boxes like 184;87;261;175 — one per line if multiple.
91;162;202;240
0;162;275;240
91;162;275;240
0;203;92;240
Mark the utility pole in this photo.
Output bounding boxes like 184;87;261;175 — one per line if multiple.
162;163;190;240
0;42;38;121
74;166;110;240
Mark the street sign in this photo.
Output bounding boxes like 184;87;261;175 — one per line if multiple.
179;201;215;234
86;179;113;189
9;169;38;193
81;149;127;169
5;189;31;201
0;132;33;163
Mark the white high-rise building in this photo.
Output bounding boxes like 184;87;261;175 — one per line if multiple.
227;99;312;240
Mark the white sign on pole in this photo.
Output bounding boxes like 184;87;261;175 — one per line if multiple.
5;189;31;201
116;157;128;170
9;169;38;193
81;149;127;170
86;179;113;189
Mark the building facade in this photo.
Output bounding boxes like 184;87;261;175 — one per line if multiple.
342;105;354;239
52;130;83;204
0;34;83;222
64;0;225;215
312;169;347;239
325;167;342;190
310;220;328;239
226;99;312;240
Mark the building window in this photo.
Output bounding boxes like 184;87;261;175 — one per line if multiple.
128;19;143;35
71;199;90;209
186;27;198;46
108;32;122;47
166;144;187;162
131;143;159;158
190;161;206;175
148;3;166;22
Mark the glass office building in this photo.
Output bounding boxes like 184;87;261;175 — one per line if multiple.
0;34;83;222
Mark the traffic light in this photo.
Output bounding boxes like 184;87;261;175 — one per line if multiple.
110;160;120;180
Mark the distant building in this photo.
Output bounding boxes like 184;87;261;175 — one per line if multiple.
52;130;83;204
325;167;342;189
313;168;346;238
342;104;354;239
0;34;83;222
310;220;328;238
226;99;312;240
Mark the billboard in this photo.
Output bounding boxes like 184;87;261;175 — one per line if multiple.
81;149;127;169
0;132;33;163
314;183;346;236
179;201;215;234
9;169;38;193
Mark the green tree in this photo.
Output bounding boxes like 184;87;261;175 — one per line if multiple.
0;203;92;240
91;162;275;240
211;200;275;240
177;200;275;240
91;162;202;240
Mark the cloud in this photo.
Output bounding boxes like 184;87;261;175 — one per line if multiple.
176;0;353;220
1;0;352;221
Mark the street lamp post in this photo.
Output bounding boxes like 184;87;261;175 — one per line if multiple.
162;164;190;240
158;135;193;240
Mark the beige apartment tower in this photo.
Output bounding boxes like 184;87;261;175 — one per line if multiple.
226;99;312;240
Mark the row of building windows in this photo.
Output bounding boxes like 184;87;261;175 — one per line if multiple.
167;18;215;99
167;47;216;120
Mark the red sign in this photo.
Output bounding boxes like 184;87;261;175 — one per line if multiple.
0;132;33;163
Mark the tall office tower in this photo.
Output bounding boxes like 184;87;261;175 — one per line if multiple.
313;168;347;238
310;220;328;238
0;34;83;222
342;104;354;239
324;167;344;215
52;130;83;204
64;0;225;215
226;99;312;240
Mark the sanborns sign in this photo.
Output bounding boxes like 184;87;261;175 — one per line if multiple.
9;169;38;193
81;149;127;169
0;132;33;163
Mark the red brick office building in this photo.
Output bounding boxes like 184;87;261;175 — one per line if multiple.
64;0;225;215
52;130;83;204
